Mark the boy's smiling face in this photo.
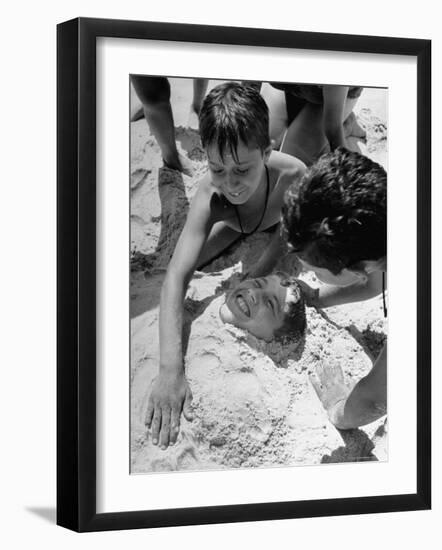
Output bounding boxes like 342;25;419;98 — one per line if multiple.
219;274;301;341
206;141;271;205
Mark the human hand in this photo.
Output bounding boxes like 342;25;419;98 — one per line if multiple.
296;280;320;307
309;363;350;422
145;370;193;450
225;270;249;291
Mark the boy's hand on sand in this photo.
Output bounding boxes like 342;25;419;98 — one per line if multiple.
309;364;349;421
145;371;193;450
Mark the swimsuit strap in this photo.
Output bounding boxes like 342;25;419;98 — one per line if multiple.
382;271;387;318
234;165;270;237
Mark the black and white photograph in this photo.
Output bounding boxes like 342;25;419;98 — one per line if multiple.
129;76;388;473
1;0;435;540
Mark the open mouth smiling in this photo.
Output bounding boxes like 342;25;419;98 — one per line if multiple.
228;188;245;198
235;294;251;317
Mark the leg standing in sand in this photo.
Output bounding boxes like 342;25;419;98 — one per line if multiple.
261;83;366;165
131;76;209;176
280;91;364;165
187;78;210;129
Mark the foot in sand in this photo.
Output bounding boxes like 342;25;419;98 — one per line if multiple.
131;104;145;122
163;152;195;177
344;111;367;140
187;107;200;130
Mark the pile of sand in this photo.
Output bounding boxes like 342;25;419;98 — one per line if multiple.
131;262;386;473
130;81;388;473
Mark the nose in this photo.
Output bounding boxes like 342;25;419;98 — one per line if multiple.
248;289;257;305
225;172;239;190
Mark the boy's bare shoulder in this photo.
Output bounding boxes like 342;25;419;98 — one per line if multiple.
269;150;306;189
192;171;233;221
194;171;221;203
269;151;306;178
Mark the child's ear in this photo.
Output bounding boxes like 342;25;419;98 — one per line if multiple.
263;145;272;162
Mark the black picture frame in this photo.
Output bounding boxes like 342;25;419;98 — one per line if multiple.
57;17;431;532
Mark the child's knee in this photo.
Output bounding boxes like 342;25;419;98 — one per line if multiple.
131;76;171;105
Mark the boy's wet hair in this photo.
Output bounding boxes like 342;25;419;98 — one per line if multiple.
282;147;387;274
199;82;271;160
273;279;306;343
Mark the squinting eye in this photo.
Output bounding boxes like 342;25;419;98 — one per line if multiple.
211;169;223;175
236;169;249;175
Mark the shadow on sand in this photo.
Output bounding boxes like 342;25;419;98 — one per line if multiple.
321;428;378;463
321;419;387;463
131;167;189;276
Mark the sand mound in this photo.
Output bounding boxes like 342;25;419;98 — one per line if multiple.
131;264;386;473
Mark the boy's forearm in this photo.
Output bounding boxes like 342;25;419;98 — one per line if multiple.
329;346;387;429
315;272;383;309
159;272;187;373
248;227;287;278
329;386;386;429
316;284;374;308
249;248;280;278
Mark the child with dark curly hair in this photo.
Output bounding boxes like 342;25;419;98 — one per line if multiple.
282;147;387;429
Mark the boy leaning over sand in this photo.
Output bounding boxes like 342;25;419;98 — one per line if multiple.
282;147;387;429
145;82;306;449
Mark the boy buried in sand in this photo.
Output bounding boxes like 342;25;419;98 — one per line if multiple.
282;147;387;429
145;82;306;449
219;272;306;343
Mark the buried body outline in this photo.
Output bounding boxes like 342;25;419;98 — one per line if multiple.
131;267;384;472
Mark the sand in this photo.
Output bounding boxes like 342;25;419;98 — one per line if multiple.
130;79;388;473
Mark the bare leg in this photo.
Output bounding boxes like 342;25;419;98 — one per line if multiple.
187;78;209;129
281;103;328;165
192;78;209;113
131;76;194;176
260;83;288;150
196;222;242;270
342;97;364;133
282;97;365;165
342;97;366;153
130;104;145;122
130;81;144;121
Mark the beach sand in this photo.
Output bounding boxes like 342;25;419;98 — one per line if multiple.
130;79;388;473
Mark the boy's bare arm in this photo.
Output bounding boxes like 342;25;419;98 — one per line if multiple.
322;85;349;150
301;270;384;309
247;225;287;278
145;270;193;449
247;158;306;278
310;344;387;429
145;187;213;449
